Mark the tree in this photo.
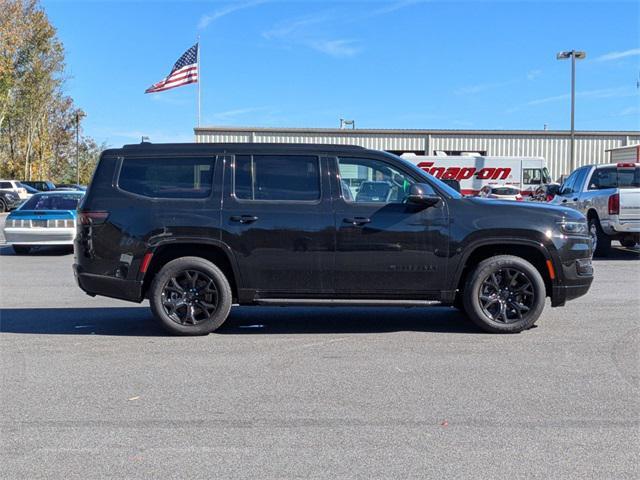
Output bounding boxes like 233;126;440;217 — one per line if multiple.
0;0;101;183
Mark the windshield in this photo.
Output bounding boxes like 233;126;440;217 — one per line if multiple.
20;193;83;211
383;152;463;199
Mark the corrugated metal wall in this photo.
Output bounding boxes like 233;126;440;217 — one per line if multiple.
195;129;640;181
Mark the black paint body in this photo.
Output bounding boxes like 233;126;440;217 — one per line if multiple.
74;143;593;307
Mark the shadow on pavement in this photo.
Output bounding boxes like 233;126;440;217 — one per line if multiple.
592;245;640;262
0;244;73;256
0;306;481;336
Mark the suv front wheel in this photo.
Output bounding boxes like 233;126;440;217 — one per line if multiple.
149;256;232;335
463;255;546;333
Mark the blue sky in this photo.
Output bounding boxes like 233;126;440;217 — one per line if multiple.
45;0;640;147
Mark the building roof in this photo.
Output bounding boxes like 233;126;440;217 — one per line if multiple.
605;144;640;152
194;126;640;137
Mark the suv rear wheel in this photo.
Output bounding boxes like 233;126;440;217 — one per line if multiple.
463;255;546;333
149;256;232;335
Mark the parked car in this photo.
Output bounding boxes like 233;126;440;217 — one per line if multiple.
0;190;22;212
478;185;523;201
21;180;57;192
0;180;28;200
74;142;593;336
19;182;39;196
550;162;640;255
3;191;84;254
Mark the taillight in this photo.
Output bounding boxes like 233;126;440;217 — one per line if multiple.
79;211;109;225
608;194;619;215
616;162;637;168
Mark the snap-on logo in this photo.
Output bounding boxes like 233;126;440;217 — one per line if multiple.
417;161;512;180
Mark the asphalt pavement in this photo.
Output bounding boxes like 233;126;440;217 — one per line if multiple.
1;212;639;479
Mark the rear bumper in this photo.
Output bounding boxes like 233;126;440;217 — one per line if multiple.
4;227;75;245
602;219;640;234
73;264;144;303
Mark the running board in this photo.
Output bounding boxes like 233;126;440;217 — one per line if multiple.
254;299;442;307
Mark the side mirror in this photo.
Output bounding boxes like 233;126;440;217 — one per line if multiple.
407;183;440;207
546;184;561;197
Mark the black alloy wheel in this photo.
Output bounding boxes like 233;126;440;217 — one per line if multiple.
150;256;232;335
463;255;546;333
161;270;219;326
478;268;535;324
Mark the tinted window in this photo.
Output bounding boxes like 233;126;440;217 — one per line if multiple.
234;155;320;201
588;166;640;189
338;157;415;204
119;157;213;198
559;171;578;195
21;194;83;210
0;182;12;189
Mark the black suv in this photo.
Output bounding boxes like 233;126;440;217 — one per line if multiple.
74;143;593;335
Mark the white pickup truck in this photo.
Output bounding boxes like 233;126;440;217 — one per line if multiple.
551;162;640;256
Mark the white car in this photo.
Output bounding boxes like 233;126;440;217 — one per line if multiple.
0;180;28;200
478;185;524;201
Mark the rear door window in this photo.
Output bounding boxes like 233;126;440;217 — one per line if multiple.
234;155;320;201
588;167;640;189
118;157;214;198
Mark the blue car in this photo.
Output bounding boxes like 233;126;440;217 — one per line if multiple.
3;191;84;254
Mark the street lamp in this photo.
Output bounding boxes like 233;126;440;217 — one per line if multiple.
75;110;86;185
556;50;586;173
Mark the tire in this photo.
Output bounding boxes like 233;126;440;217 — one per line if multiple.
12;245;31;255
0;199;6;213
620;237;637;248
462;255;546;333
588;216;611;257
149;256;232;336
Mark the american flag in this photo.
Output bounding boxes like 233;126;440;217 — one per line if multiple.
145;44;198;93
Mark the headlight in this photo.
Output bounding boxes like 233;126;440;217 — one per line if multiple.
558;221;588;235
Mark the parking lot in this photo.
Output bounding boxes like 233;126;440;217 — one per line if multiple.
0;212;638;479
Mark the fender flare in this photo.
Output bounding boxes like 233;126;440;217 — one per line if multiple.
140;237;242;288
448;236;557;293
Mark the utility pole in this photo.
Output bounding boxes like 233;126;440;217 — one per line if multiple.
556;50;586;173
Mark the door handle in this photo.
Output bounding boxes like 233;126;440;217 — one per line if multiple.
572;197;578;201
343;217;371;226
230;215;259;224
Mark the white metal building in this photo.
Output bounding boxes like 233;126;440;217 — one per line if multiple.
606;144;640;164
194;127;640;181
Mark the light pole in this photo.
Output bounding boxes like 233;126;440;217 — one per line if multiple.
556;50;586;173
75;110;86;185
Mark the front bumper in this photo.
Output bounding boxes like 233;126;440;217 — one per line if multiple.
4;227;76;245
73;263;144;303
550;256;594;307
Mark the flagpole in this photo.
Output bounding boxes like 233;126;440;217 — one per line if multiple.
197;36;201;128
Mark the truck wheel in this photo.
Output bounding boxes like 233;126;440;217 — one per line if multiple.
462;255;546;333
12;245;31;255
620;237;637;248
149;256;232;336
588;216;611;257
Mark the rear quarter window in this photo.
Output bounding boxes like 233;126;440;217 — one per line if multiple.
118;157;214;198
